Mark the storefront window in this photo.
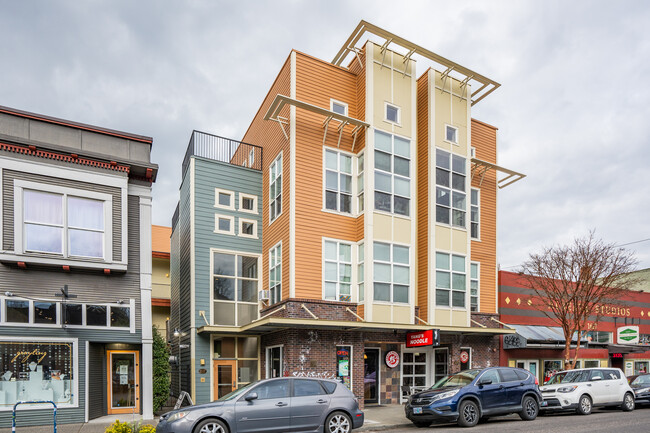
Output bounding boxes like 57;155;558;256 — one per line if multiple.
635;361;649;375
110;307;130;328
402;352;427;393
6;300;29;323
543;360;563;383
336;346;352;390
0;340;74;407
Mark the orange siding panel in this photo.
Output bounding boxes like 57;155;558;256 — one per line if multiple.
416;72;430;321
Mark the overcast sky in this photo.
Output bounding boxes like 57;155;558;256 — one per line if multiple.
1;0;649;270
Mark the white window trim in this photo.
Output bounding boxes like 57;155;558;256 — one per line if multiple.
470;261;480;312
460;347;472;369
470;188;480;240
434;149;467;230
238;217;258;239
0;336;79;411
265;344;284;379
434;251;468;310
249;148;255;168
445;124;459;145
357;241;364;303
214;213;235;235
356;151;365;215
14;180;113;262
330;99;348;117
269;241;282;305
322;147;356;217
373;131;412;217
209;248;262;327
269;152;283;225
322;238;354;302
214;188;235;210
384;102;401;126
239;193;258;214
372;241;410;304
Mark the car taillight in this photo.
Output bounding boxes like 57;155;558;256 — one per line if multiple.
535;377;539;385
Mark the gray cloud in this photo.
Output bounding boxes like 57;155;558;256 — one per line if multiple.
1;0;648;269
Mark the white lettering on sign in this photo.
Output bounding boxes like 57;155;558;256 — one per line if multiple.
385;350;400;368
291;371;336;379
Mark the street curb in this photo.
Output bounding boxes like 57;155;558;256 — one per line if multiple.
357;422;413;431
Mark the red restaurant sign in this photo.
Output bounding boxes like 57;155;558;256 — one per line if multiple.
407;330;435;347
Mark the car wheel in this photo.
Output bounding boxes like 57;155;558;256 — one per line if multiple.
413;421;431;428
622;392;635;412
326;411;352;433
576;395;592;415
194;418;229;433
518;396;538;421
457;400;480;428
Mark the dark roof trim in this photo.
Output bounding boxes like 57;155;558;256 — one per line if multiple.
0;105;153;144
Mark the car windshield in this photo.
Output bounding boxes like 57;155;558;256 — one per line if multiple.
430;370;481;389
631;375;650;386
547;370;590;385
217;382;256;401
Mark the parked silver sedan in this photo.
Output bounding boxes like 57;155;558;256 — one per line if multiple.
156;377;364;433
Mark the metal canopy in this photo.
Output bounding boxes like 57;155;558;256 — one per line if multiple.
471;157;526;189
332;20;500;106
197;316;515;336
264;94;369;149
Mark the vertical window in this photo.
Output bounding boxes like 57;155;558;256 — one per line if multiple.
214;188;235;210
373;242;409;303
324;149;352;214
435;149;466;227
470;189;480;239
358;243;364;302
269;243;282;305
249;148;255;167
435;252;466;308
357;153;364;212
470;262;479;312
212;252;259;326
402;352;427;395
323;240;352;302
385;103;400;124
374;131;410;216
331;100;348;116
445;125;458;144
269;154;282;223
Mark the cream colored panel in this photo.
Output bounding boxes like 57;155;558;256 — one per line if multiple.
435;225;451;251
393;68;412;137
451;229;468;254
393;305;411;324
373;304;392;322
452;95;467;128
374;213;392;241
373;63;392;131
600;359;609;368
394;217;411;244
433;308;450;326
451;310;468;327
508;360;516;368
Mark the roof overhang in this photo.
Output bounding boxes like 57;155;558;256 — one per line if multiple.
471;158;525;189
197;316;515;336
332;20;500;106
264;94;369;151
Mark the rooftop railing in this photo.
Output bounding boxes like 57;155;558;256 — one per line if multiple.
181;130;262;177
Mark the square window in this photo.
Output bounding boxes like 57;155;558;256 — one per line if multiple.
242;222;253;235
86;305;107;326
446;125;458;143
64;304;83;325
219;218;230;232
331;100;348;116
110;306;130;327
215;188;235;210
239;219;257;238
386;104;399;124
34;302;57;324
6;300;29;323
219;193;231;207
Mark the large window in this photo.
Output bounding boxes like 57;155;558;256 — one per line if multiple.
323;240;352;302
374;131;410;216
212;252;259;326
0;340;76;409
470;262;479;312
269;243;282;305
23;189;106;259
373;242;409;303
470;189;480;239
436;252;466;308
269;154;282;223
435;149;466;227
324;149;352;214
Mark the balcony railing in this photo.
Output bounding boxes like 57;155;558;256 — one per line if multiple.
182;130;262;177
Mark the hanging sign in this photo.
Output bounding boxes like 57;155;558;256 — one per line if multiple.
385;350;400;368
460;351;469;364
406;330;440;347
617;326;639;344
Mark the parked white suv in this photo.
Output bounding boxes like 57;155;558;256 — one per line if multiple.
539;368;635;415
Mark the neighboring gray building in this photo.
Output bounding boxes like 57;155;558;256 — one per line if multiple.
170;131;262;404
0;105;157;425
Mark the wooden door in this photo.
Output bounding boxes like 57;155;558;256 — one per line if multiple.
213;360;237;399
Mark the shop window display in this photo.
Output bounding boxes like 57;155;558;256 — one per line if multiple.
336;346;351;390
543;360;563;383
0;341;73;407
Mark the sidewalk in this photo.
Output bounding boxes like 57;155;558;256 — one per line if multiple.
2;414;155;433
359;404;413;431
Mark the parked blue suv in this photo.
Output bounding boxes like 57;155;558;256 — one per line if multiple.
405;367;542;428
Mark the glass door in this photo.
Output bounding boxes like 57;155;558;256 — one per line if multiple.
516;360;539;382
213;360;237;399
107;350;139;414
364;348;379;404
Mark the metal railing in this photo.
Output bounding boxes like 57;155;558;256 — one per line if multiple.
181;131;262;177
13;401;57;433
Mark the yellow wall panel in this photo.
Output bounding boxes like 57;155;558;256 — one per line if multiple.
374;213;392;242
435;225;451;250
374;305;392;322
432;308;450;326
393;306;411;324
451;229;468;254
394;217;411;244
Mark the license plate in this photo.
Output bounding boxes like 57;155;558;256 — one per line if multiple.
413;407;423;414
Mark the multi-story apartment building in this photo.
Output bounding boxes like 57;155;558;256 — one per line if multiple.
0;105;157;424
170;21;523;406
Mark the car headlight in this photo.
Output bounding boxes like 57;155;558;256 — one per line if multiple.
432;389;460;402
557;386;578;393
634;387;650;394
167;411;189;422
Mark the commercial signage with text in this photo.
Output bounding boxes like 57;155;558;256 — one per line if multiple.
406;329;440;348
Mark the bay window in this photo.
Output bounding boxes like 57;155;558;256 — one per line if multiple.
373;242;409;303
374;131;410;216
436;252;466;308
323;240;352;302
435;149;466;228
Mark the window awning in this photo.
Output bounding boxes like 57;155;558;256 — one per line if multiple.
471;158;526;189
504;325;590;349
264;94;369;150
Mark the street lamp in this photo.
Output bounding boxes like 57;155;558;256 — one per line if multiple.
172;328;188;396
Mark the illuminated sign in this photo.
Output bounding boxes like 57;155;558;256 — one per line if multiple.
406;330;440;348
612;353;623;359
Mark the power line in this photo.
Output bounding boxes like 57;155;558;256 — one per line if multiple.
616;238;650;247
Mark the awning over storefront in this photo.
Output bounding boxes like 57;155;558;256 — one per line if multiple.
504;325;589;349
606;344;648;354
197;317;515;336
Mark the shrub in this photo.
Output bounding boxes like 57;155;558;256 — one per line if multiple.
153;324;171;412
104;420;156;433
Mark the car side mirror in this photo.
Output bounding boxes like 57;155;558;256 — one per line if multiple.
479;378;492;385
591;377;602;381
245;392;258;401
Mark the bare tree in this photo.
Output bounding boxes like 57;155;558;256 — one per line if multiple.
520;231;638;370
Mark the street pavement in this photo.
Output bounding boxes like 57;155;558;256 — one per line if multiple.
371;406;650;433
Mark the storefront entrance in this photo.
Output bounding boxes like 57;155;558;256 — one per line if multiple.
516;360;539;380
213;360;237;399
107;350;139;415
364;348;380;404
